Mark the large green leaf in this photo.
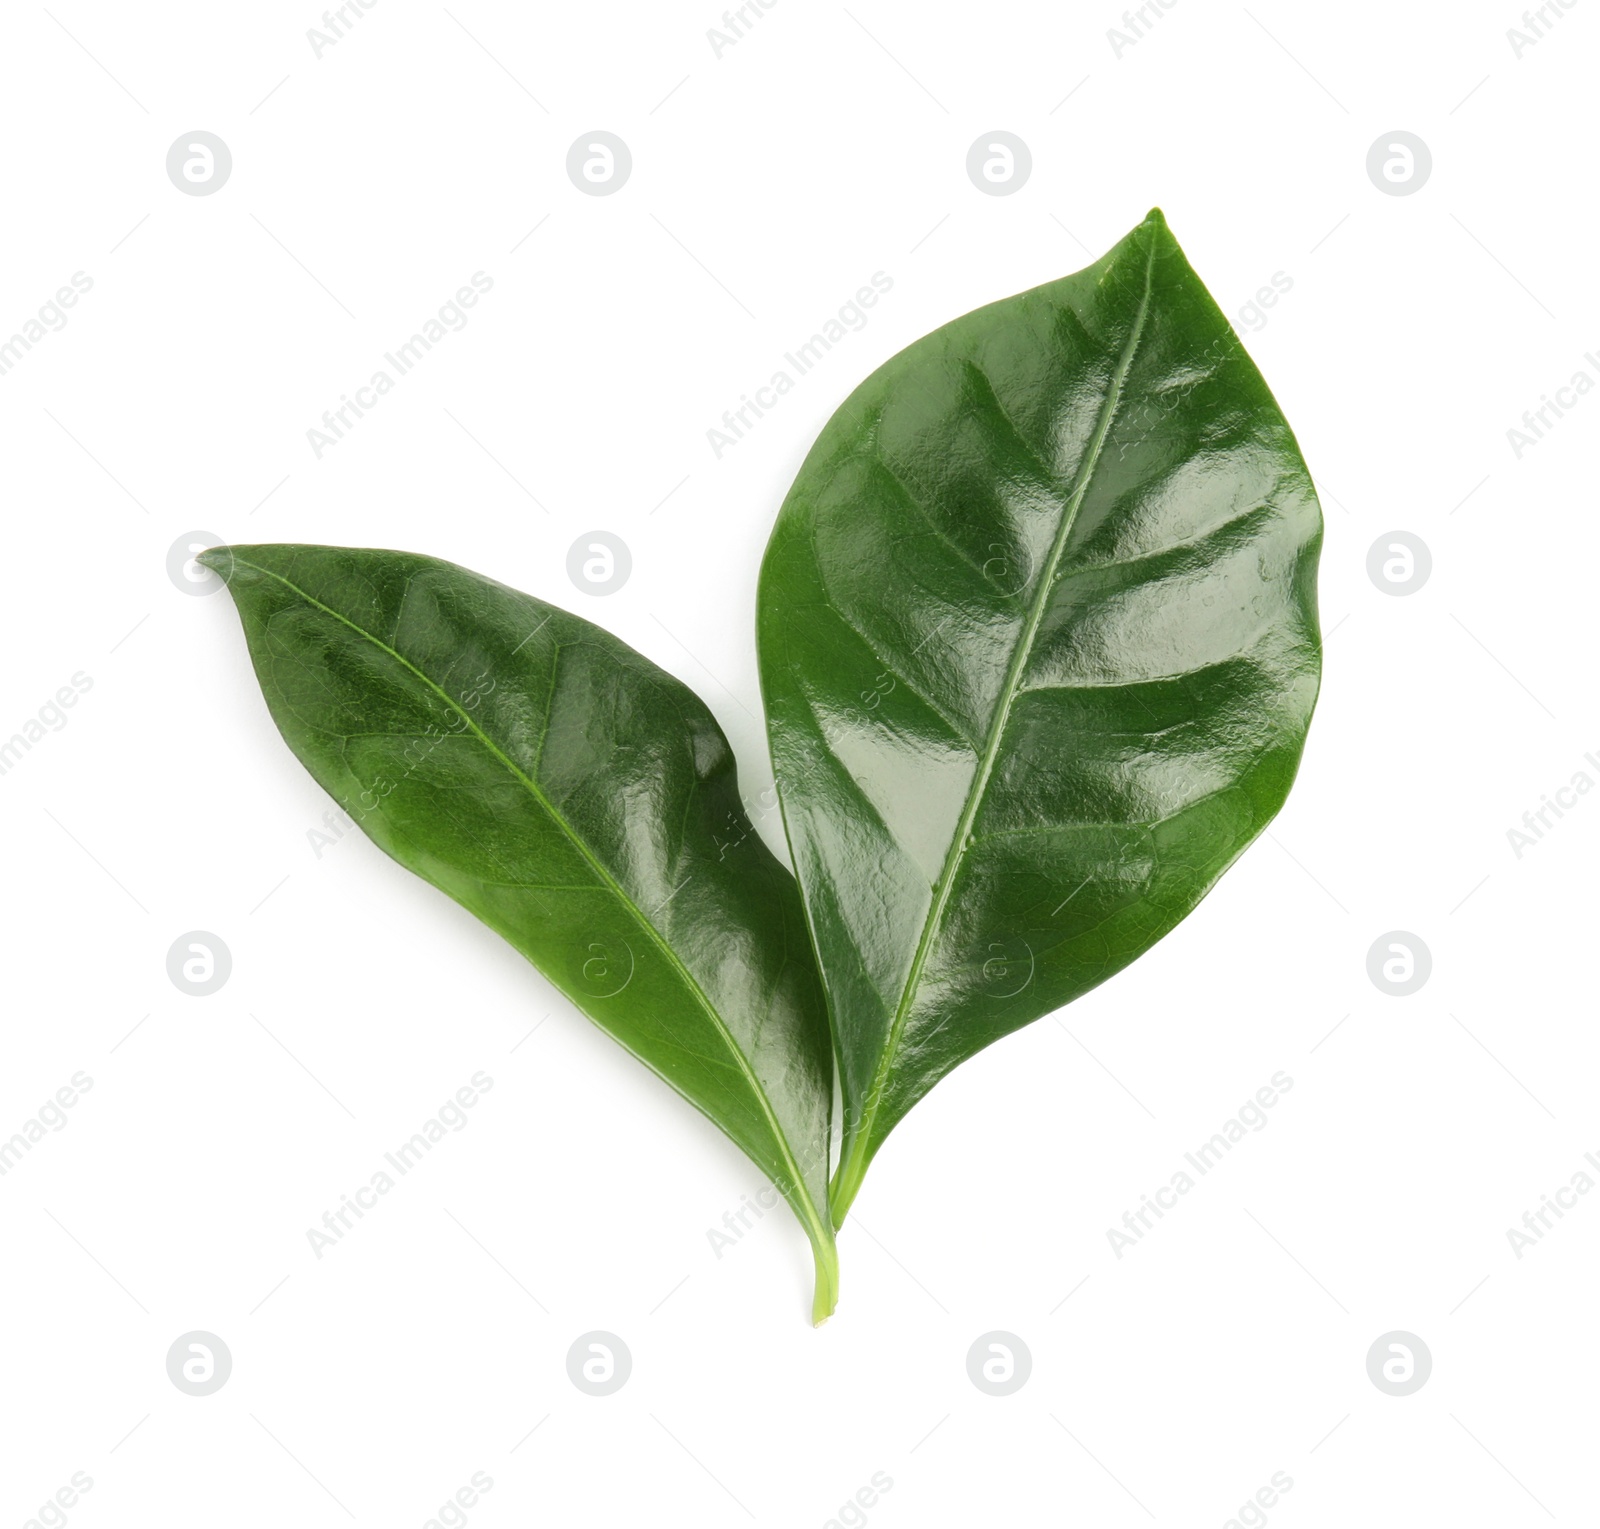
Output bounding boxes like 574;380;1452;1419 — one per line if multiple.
202;544;838;1320
757;210;1322;1222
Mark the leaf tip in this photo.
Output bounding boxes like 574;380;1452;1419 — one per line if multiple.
195;546;236;582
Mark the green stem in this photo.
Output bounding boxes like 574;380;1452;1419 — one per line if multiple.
810;1231;840;1325
828;1140;870;1228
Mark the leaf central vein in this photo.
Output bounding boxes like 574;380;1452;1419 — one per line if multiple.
843;231;1161;1174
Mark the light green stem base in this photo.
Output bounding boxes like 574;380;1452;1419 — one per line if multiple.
828;1143;870;1229
810;1235;840;1325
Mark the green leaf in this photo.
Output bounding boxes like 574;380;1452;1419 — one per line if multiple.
756;210;1323;1222
202;544;838;1320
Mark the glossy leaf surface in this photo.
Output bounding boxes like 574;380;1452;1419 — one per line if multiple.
203;544;837;1318
757;210;1323;1220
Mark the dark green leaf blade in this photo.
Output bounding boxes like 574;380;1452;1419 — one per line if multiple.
202;544;838;1319
756;210;1323;1221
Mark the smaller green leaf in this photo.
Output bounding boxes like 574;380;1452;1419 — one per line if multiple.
203;544;837;1321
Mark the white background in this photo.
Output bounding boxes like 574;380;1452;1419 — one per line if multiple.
2;2;1596;1525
